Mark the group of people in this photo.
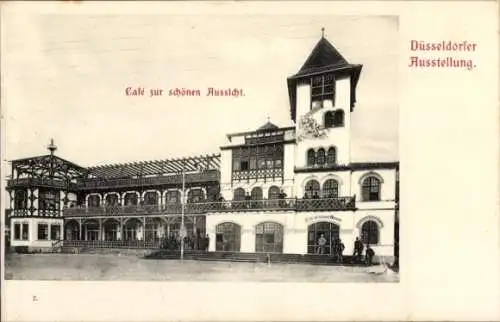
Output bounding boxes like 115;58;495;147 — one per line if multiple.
316;235;376;266
160;234;210;252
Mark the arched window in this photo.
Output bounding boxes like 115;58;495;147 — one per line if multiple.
255;222;284;253
143;191;158;205
166;191;180;205
333;110;345;127
307;221;340;254
216;222;241;252
233;188;246;201
87;195;100;208
327;147;336;165
187;189;203;203
361;220;379;245
307;149;316;166
361;176;381;201
322;179;339;198
14;190;27;209
105;194;119;207
324;111;335;128
124;193;138;206
251;187;263;200
268;186;280;200
317;148;326;165
305;180;320;198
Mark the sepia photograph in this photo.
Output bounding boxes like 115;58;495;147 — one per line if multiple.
3;15;399;283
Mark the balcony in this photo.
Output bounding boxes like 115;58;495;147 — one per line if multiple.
232;168;283;181
77;170;220;190
63;196;356;217
7;178;79;190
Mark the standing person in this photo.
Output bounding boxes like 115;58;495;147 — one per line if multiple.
205;234;210;251
336;238;345;263
353;237;363;263
365;244;375;266
317;234;327;254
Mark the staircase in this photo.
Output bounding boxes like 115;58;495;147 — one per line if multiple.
51;240;64;253
145;250;364;266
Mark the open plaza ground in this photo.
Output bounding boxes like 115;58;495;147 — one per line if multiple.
4;253;399;282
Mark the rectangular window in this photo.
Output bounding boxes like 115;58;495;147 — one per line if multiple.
37;223;49;240
311;74;335;108
240;161;249;171
232;159;240;171
39;189;60;211
249;157;257;170
22;223;29;240
50;225;61;240
14;223;21;240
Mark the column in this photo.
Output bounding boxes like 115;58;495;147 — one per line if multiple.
99;219;103;241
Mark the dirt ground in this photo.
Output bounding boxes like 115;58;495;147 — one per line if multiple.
4;253;399;282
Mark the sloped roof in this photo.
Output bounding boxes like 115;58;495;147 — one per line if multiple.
287;36;363;122
293;36;350;78
10;154;88;180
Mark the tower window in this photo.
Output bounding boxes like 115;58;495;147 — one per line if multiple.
333;110;345;127
327;147;337;165
361;176;381;201
307;149;316;166
324;111;335;128
317;148;326;165
311;74;335;109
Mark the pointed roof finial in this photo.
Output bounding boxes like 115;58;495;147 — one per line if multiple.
47;138;57;156
267;116;270;122
321;27;325;38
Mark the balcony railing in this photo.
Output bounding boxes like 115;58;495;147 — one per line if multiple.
7;178;79;190
232;168;283;181
63;196;356;217
77;170;220;190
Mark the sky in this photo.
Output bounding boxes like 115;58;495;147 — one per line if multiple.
3;14;398;167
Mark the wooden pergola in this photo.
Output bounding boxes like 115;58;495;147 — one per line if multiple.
10;154;88;182
86;154;221;179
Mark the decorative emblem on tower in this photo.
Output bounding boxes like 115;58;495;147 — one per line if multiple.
297;114;327;142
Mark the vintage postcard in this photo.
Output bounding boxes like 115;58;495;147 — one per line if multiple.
1;1;499;321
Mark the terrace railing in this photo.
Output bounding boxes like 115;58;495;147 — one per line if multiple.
63;239;164;249
63;196;356;217
77;170;220;190
7;178;79;190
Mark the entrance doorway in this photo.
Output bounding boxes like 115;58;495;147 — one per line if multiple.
216;222;241;252
307;221;340;255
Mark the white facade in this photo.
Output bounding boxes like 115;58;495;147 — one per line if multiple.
10;217;64;251
205;36;399;261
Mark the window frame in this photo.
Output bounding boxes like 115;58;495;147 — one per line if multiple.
326;147;337;165
37;223;49;241
322;179;339;198
305;180;321;198
310;74;336;109
361;176;382;201
14;223;21;240
361;220;380;245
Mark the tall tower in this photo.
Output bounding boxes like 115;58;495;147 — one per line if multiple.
287;32;362;168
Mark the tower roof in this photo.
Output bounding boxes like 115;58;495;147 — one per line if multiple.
293;36;350;78
287;35;363;122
